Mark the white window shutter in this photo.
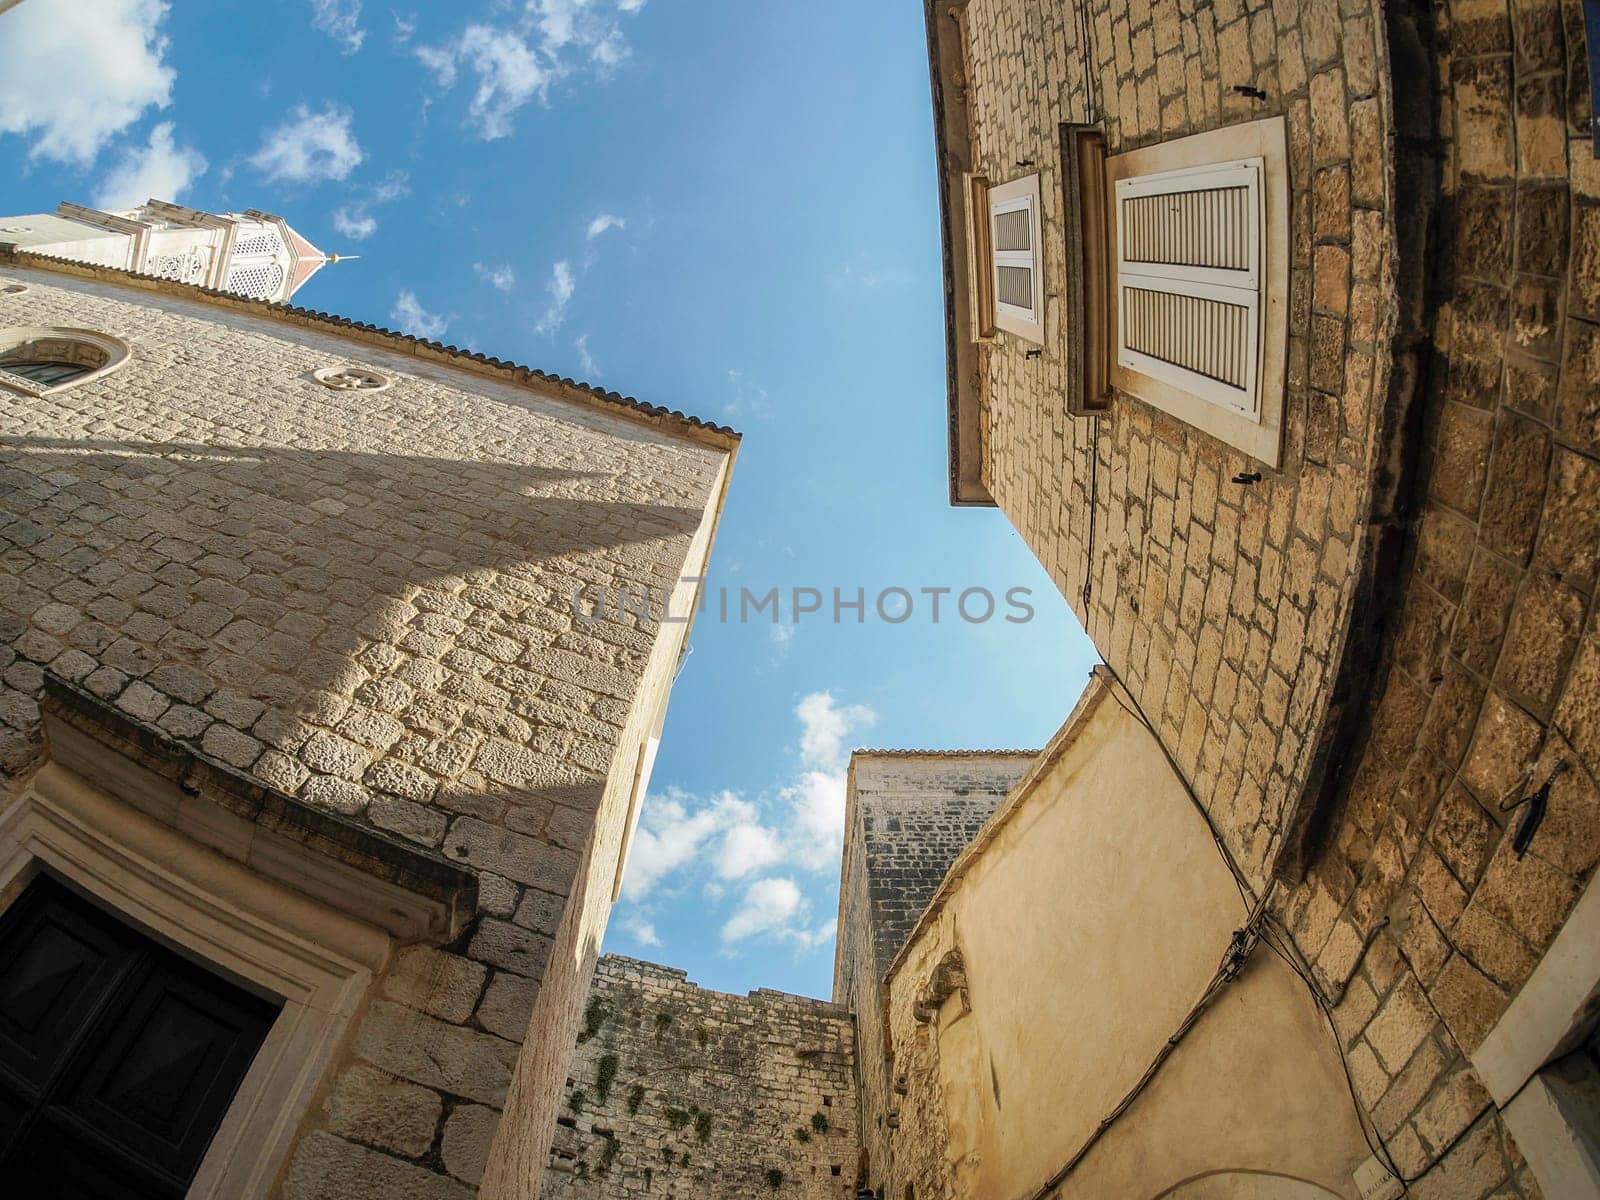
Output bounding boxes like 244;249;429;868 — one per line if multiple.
988;176;1042;338
1115;159;1264;418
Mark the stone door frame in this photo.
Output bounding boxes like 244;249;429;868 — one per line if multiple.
0;764;388;1198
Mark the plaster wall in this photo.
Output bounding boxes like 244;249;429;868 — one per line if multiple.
882;678;1368;1200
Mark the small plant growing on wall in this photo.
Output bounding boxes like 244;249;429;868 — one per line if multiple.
568;1090;586;1115
653;1009;674;1040
596;1054;619;1103
765;1168;784;1189
597;1132;619;1175
627;1084;645;1115
694;1110;713;1143
664;1105;691;1131
811;1111;829;1134
696;1026;709;1048
577;997;610;1044
793;1127;811;1144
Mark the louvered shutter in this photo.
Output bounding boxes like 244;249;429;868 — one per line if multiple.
989;178;1042;336
1115;159;1264;417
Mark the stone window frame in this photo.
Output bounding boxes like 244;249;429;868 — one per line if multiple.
1105;117;1290;468
0;764;388;1199
0;326;131;396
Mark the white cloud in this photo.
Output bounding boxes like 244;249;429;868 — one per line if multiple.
328;171;409;242
534;260;576;335
622;789;746;901
721;878;802;943
0;0;175;165
618;912;662;947
717;820;786;882
418;24;550;140
614;691;874;958
389;290;449;339
574;333;598;376
331;207;377;239
586;213;626;239
93;122;206;209
474;262;516;292
796;691;876;771
310;0;365;54
251;104;364;185
418;1;643;139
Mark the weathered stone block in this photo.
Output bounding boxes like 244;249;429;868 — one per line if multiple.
1429;403;1495;515
325;1064;443;1158
1365;974;1438;1074
1498;573;1584;713
354;1001;518;1106
1461;691;1542;806
469;918;553;978
1454;57;1516;181
1428;954;1509;1053
443;817;579;893
441;1103;500;1185
382;946;488;1024
476;970;537;1041
284;1132;472;1200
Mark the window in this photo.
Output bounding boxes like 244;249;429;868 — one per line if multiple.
312;365;392;392
1115;159;1263;417
978;174;1045;344
1106;117;1289;467
0;328;130;396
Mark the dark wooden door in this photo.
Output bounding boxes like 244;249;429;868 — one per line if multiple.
0;875;281;1198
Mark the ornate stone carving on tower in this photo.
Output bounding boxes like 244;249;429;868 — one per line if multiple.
0;198;344;303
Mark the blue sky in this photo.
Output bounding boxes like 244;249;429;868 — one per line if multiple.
1;0;1097;998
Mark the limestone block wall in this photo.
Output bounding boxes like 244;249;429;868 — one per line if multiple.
832;752;1033;1192
1272;0;1600;1191
542;955;857;1200
953;0;1397;897
0;260;734;1198
938;0;1596;1191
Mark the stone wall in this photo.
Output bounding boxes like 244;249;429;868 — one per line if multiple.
832;751;1033;1192
929;0;1596;1192
952;0;1394;896
0;261;734;1198
543;955;857;1200
1273;0;1600;1191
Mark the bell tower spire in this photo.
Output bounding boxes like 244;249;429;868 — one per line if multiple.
0;198;349;304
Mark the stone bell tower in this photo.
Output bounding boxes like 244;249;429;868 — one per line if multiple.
0;198;346;302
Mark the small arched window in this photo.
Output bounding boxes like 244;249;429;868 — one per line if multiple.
0;328;130;395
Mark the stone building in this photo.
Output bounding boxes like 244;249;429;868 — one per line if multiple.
837;0;1600;1195
543;956;858;1199
0;248;736;1198
1;198;345;302
832;750;1034;1186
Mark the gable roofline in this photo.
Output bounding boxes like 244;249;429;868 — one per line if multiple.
0;246;741;453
